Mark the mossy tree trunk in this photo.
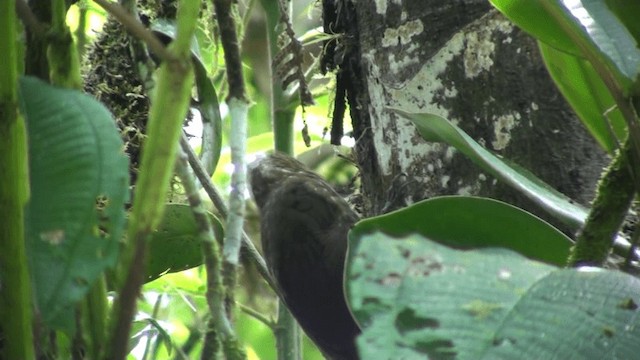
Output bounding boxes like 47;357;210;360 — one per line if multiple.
336;1;607;231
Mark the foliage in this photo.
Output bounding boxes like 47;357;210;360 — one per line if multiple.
378;1;640;358
3;0;640;359
20;76;129;332
347;231;640;359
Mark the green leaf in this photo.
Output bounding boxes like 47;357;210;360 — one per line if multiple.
542;0;640;95
390;108;589;230
492;0;640;94
346;232;640;359
145;204;223;283
539;41;627;153
351;196;572;266
605;0;640;44
19;76;129;332
489;0;581;56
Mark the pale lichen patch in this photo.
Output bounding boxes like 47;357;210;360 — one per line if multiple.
389;53;420;74
492;112;521;150
463;18;514;79
388;31;465;114
463;31;495;79
381;20;425;47
374;0;387;14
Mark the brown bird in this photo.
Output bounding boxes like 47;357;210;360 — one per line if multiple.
249;152;361;360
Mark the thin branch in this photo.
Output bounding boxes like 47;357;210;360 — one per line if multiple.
237;303;276;329
92;0;174;62
175;149;230;360
212;0;246;100
179;135;278;292
15;0;47;35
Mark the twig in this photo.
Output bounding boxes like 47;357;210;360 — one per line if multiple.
179;135;277;292
175;149;230;359
237;303;276;329
15;0;47;35
92;0;173;62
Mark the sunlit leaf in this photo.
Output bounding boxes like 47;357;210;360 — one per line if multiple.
489;0;580;56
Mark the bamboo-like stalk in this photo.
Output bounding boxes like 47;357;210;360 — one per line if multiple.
99;1;201;358
0;1;35;359
257;1;302;359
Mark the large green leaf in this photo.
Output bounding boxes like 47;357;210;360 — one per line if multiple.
605;0;640;44
352;196;572;266
145;204;223;282
19;76;129;332
542;0;640;95
390;108;589;230
492;0;640;94
539;41;627;154
346;232;640;359
489;0;580;56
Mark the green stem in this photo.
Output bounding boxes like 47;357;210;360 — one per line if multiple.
84;277;108;359
0;1;35;359
47;0;82;88
211;3;250;355
567;137;636;266
75;1;88;58
275;305;302;360
261;0;295;155
258;2;302;360
107;1;200;358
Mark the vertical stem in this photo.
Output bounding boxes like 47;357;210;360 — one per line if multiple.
258;2;302;360
75;1;88;58
211;0;250;329
568;136;636;266
47;0;82;88
84;277;108;359
261;0;295;155
0;1;35;359
104;1;200;358
175;149;244;360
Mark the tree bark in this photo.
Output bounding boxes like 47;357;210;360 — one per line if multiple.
337;1;607;233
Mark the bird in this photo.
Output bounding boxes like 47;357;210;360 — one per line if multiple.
249;152;361;360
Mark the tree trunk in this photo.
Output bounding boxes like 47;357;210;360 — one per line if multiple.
335;1;608;233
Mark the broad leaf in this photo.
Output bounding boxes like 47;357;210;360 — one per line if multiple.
605;0;640;44
390;108;589;230
352;196;572;266
19;76;129;332
539;41;627;154
491;0;640;94
541;0;640;95
489;0;580;56
347;232;640;359
145;204;223;282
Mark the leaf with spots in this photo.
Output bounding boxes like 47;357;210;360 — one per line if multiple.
19;77;129;333
346;232;640;359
